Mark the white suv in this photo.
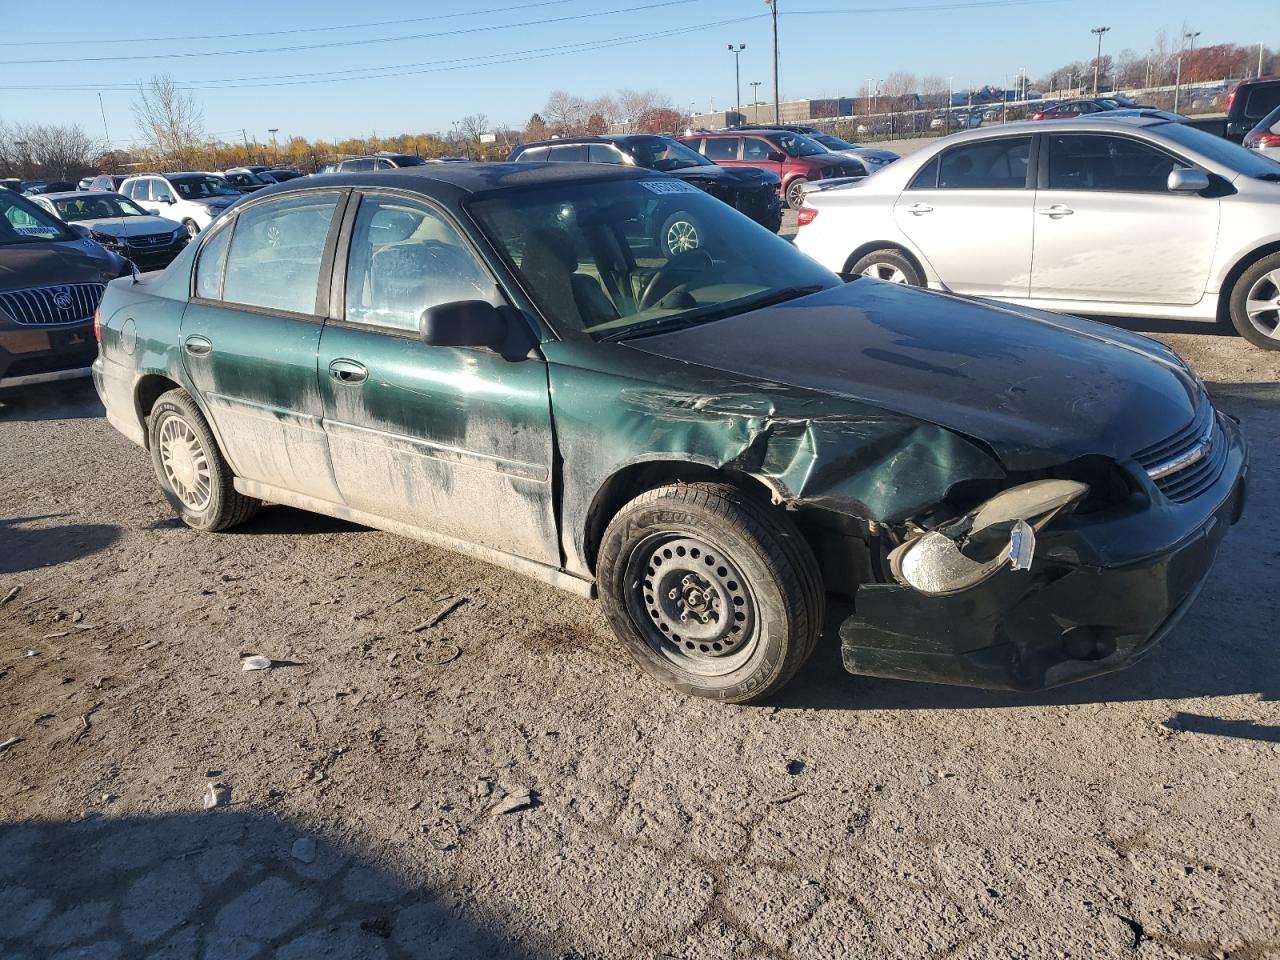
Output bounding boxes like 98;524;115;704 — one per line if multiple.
120;172;242;238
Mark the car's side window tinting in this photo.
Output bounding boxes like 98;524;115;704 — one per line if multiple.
549;144;588;162
517;146;549;162
742;138;774;161
936;137;1031;189
1244;86;1280;119
344;196;498;333
703;137;739;161
588;144;625;164
221;193;339;315
195;221;234;300
908;155;940;189
1047;135;1185;192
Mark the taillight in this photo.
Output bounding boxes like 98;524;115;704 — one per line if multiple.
1249;133;1280;149
1226;87;1238;113
797;206;818;227
93;305;102;341
1032;112;1044;120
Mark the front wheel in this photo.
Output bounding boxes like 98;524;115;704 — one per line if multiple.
596;482;824;703
182;219;199;239
148;389;260;532
1227;252;1280;350
849;248;923;286
785;177;809;210
657;210;704;258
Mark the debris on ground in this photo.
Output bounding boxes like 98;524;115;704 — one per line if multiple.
0;585;21;607
204;782;231;809
240;654;274;672
492;788;539;815
411;597;468;632
136;639;160;650
786;758;806;776
413;643;462;666
0;736;20;753
291;837;317;863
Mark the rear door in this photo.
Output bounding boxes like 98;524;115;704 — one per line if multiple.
701;136;742;169
315;190;559;565
1029;132;1220;305
179;189;347;502
892;135;1036;297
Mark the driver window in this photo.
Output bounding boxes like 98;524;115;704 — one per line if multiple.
152;179;173;202
344;195;499;333
742;138;774;161
1047;134;1183;192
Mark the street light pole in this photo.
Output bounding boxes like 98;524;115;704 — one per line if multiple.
727;43;746;120
1091;26;1110;94
765;0;780;125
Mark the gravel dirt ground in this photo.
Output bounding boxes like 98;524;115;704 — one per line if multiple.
1;320;1278;960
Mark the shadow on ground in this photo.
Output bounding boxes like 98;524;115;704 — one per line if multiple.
0;515;122;575
0;810;531;960
0;380;103;422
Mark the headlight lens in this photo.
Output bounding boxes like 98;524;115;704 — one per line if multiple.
91;231;126;249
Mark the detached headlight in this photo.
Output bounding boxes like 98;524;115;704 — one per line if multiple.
91;231;127;249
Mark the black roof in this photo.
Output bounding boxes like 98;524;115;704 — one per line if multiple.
513;134;675;150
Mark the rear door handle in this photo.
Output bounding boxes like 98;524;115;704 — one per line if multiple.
1037;205;1074;218
328;358;368;385
183;335;212;357
906;202;933;215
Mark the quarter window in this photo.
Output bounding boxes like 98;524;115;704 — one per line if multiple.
344;195;498;333
935;137;1031;189
703;137;739;161
1047;135;1186;192
220;193;340;315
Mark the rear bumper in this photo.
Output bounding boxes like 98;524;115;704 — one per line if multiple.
0;321;98;390
839;421;1248;691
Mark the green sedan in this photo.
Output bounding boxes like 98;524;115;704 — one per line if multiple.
94;163;1246;703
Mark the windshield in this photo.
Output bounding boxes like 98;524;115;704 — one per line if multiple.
469;178;837;341
625;136;710;171
1;191;75;244
170;175;240;199
772;131;826;157
1156;121;1280;178
814;134;857;151
52;195;149;221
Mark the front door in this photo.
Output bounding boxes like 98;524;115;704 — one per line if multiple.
893;135;1035;297
1030;132;1221;305
180;190;347;502
316;191;559;566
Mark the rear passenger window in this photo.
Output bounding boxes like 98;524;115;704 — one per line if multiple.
704;137;739;161
517;146;550;162
195;221;233;300
221;193;340;315
344;195;498;333
936;137;1030;189
549;144;587;162
588;144;625;164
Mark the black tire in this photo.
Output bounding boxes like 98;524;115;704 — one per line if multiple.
785;177;809;210
597;482;824;703
849;247;923;286
657;210;704;258
148;388;260;532
1227;251;1280;351
182;219;199;239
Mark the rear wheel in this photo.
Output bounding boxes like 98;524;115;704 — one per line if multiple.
1228;252;1280;350
785;177;809;210
596;482;823;703
850;248;923;286
148;389;260;532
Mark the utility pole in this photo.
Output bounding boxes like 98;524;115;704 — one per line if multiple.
1091;26;1110;93
1259;42;1265;78
727;43;746;120
765;0;780;125
97;92;111;153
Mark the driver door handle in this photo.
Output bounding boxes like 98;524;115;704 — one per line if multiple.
906;202;933;215
1038;204;1074;218
328;358;368;385
183;335;212;357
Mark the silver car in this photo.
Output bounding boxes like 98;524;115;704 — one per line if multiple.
1244;104;1280;161
794;116;1280;350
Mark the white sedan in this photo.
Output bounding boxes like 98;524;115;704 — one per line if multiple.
794;115;1280;350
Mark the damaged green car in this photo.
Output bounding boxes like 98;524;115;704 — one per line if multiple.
93;163;1248;702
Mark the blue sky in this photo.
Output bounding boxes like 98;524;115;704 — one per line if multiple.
0;0;1272;147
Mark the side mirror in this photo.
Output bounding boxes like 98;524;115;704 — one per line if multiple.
766;151;787;163
419;300;506;349
1168;168;1209;194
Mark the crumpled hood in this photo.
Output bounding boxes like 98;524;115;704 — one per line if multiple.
670;164;779;190
626;280;1201;471
0;239;122;289
76;215;182;237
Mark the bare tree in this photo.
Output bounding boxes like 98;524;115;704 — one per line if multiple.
543;90;588;134
458;114;489;144
2;122;97;179
919;74;948;109
133;74;205;166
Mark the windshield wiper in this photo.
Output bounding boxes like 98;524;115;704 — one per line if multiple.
602;284;827;342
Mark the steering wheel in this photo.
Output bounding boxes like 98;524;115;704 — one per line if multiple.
639;249;713;310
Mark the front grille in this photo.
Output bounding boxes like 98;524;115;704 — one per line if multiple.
128;233;173;249
1134;404;1227;503
0;283;105;326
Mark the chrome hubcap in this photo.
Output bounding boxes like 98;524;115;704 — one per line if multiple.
158;415;211;511
626;534;757;677
666;220;699;255
862;262;910;284
1244;269;1280;340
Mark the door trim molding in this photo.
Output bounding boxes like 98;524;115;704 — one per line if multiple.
232;477;595;598
322;418;549;481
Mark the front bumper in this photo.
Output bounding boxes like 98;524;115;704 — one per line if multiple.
839;418;1248;691
0;320;98;390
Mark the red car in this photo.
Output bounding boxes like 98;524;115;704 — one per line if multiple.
1030;99;1119;121
678;130;865;210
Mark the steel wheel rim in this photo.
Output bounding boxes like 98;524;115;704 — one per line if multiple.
624;533;759;677
665;220;699;255
1244;269;1280;339
158;414;212;511
862;262;909;284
